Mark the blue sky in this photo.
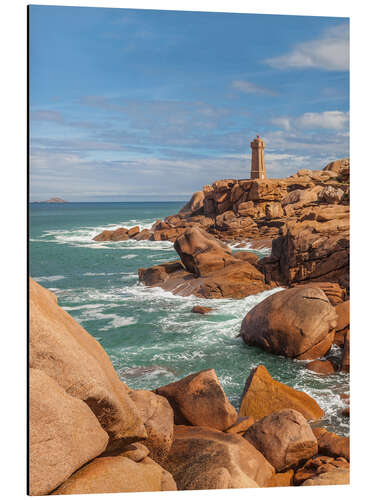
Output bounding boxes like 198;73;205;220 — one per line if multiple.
29;6;349;201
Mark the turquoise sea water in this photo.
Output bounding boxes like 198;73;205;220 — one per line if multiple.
29;202;349;435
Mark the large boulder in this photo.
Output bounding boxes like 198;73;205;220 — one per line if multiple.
306;359;336;375
155;369;237;431
292;281;346;306
323;158;350;174
179;191;205;216
51;456;177;495
139;257;267;299
294;455;349;485
243;409;318;472
301;468;349;486
239;365;323;421
29;369;109;496
281;186;321;207
29;278;146;450
313;428;350;461
164;426;274;489
129;390;174;464
248;179;288;202
240;286;337;360
262;214;349;292
174;227;237;276
93;227;129;241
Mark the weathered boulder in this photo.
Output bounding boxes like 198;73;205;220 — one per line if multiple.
191;305;214;314
164;426;274;489
248;179;288;202
174;227;237;276
239;365;323;421
234;251;259;265
292;281;346;305
115;442;150;462
240;287;337;360
318;185;344;204
262;214;349;292
301;468;349;486
243;409;318;471
51;456;177;495
139;255;268;300
29;278;146;450
128;225;140;238
294;455;349;485
313;428;350;460
29;369;109;496
266;470;294;487
179;191;205;216
155;369;237;431
133;228;153;240
93;228;129;241
334;300;350;346
323;158;350;174
281;186;321;208
110;227;130;241
225;416;255;435
129;390;174;464
306;360;336;375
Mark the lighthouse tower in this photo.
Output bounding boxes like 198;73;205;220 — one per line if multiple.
250;135;266;179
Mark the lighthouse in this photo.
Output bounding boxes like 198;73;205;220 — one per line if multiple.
250;135;266;179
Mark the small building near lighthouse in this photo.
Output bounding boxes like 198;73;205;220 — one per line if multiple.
250;135;266;179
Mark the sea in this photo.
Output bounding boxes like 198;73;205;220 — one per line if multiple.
29;202;349;435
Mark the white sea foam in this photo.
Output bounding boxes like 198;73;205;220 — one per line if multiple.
229;241;271;256
34;275;65;282
63;303;106;311
97;314;137;331
121;254;137;260
36;219;165;249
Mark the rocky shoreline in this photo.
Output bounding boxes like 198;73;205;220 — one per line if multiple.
29;276;349;495
29;158;350;494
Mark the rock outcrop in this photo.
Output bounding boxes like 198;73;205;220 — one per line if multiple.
29;278;146;450
312;428;350;461
93;226;140;241
243;409;318;472
306;359;336;375
294;456;349;485
240;286;337;360
51;456;177;495
239;365;323;421
29;369;109;496
136;158;349;299
164;426;274;489
155;369;238;431
139;229;268;299
301;469;349;486
129;390;174;464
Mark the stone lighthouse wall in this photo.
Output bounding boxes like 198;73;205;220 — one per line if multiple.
251;137;266;179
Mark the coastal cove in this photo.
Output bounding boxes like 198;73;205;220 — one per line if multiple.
29;201;349;436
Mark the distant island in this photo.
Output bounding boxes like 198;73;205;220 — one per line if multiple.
32;197;68;203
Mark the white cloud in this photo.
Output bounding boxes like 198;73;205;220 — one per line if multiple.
231;80;276;96
270;117;291;131
266;23;349;71
271;111;349;131
296;111;349;130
